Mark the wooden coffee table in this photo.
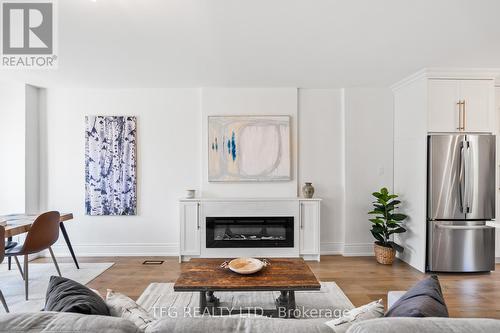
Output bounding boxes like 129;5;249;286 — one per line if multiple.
174;258;321;318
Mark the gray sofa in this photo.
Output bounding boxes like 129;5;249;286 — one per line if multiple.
1;290;500;333
1;311;500;333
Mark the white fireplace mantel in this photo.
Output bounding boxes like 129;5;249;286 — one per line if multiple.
179;197;321;262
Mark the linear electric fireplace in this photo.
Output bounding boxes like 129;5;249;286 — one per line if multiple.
206;216;294;248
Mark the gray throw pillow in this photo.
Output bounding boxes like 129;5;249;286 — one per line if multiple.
44;276;110;316
384;275;448;317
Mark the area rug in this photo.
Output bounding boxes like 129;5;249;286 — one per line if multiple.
137;282;354;319
0;262;114;313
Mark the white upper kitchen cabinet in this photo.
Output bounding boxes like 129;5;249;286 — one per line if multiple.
460;80;495;132
427;79;460;132
428;79;495;133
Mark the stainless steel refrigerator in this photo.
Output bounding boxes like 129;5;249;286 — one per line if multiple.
427;133;496;272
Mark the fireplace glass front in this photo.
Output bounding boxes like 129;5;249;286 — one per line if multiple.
206;216;294;248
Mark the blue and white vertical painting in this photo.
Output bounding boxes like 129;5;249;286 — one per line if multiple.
208;116;291;182
85;116;137;215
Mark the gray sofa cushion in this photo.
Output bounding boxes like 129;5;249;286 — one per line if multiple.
0;312;141;333
146;316;333;333
346;317;500;333
385;275;448;317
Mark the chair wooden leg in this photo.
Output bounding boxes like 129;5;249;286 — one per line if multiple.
13;256;24;280
0;290;9;313
48;247;62;277
24;255;29;301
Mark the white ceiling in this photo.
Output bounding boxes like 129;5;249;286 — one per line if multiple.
3;0;500;88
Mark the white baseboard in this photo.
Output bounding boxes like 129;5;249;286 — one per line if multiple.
343;243;374;256
48;243;179;257
496;257;500;264
47;242;375;257
301;254;321;261
320;242;343;255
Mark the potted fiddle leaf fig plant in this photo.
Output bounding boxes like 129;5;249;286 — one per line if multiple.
368;187;407;265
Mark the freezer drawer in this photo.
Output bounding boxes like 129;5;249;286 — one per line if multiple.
428;221;495;272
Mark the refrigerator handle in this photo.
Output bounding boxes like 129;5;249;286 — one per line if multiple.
435;224;492;230
466;141;474;213
459;141;466;213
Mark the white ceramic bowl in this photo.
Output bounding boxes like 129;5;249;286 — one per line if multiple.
227;258;265;275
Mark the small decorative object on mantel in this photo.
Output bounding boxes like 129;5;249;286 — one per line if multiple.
185;189;196;199
302;182;315;198
368;187;407;265
220;258;270;275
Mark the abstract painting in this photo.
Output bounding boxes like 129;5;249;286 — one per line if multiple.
208;116;291;182
85;116;137;215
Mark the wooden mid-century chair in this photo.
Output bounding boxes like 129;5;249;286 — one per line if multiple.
0;226;10;312
5;211;62;300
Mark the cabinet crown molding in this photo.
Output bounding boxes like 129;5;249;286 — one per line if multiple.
392;68;500;92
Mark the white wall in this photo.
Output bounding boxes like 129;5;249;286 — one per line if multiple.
44;88;201;256
200;88;298;198
41;87;355;256
25;85;41;214
38;86;393;257
298;89;345;253
393;79;428;272
0;82;26;215
344;87;394;256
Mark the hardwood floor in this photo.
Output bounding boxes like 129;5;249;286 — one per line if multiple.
34;255;500;318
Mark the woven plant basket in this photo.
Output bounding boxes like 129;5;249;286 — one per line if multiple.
374;243;396;265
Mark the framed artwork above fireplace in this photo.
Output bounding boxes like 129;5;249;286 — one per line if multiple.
208;115;291;182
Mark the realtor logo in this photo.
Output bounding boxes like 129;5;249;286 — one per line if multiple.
1;0;57;68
